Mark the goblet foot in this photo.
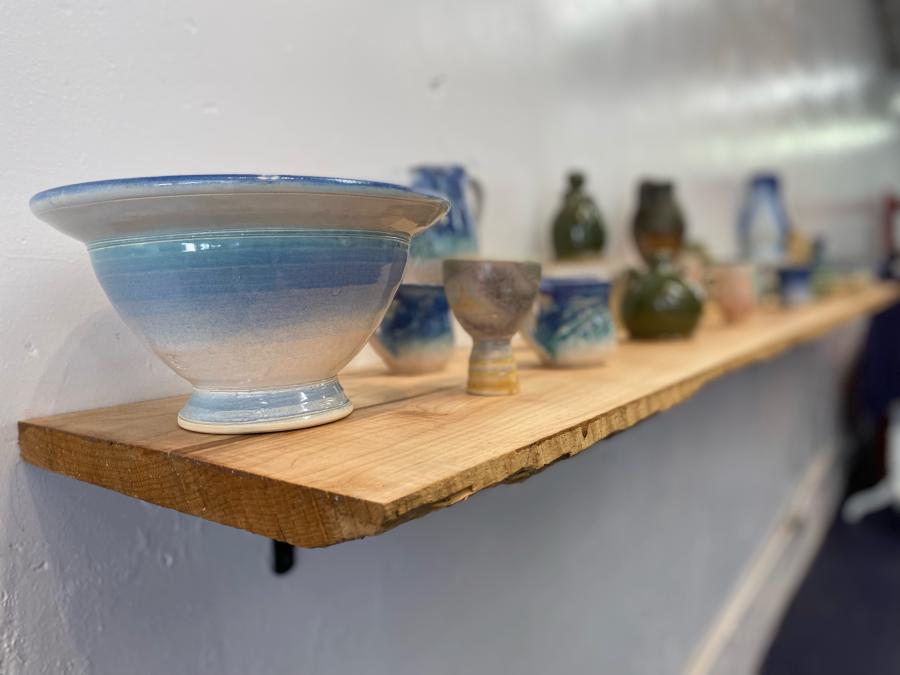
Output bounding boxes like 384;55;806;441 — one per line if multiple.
467;339;519;396
177;377;353;434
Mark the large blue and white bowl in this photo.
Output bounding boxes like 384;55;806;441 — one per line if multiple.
30;175;449;433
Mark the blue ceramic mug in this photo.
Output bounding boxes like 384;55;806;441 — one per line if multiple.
522;277;616;367
370;284;454;374
777;266;813;306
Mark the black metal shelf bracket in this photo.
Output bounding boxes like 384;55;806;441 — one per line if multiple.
272;539;296;574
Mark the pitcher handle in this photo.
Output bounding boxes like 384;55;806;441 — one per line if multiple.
467;177;485;222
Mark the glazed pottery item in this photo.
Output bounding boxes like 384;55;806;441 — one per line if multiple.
407;165;482;283
443;259;541;395
813;263;874;295
552;172;606;260
710;263;757;323
778;266;813;306
737;173;790;266
811;266;835;297
632;180;685;264
621;262;704;339
522;277;616;367
677;241;712;288
370;284;454;374
30;175;449;434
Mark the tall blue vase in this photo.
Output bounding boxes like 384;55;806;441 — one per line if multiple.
738;173;790;265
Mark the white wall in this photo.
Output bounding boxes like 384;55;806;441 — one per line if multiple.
2;1;898;673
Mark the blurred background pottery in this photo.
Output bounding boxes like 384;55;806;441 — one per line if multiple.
632;180;685;264
370;284;454;374
710;262;757;323
621;262;704;339
624;179;702;339
406;165;483;284
552;172;606;260
522;277;615;367
737;172;792;295
738;172;790;266
677;241;713;288
443;258;541;395
30;174;449;433
778;265;814;306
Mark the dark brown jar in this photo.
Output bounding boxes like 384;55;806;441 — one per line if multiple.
632;180;685;264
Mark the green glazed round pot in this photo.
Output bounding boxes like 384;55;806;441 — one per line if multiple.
552;172;606;259
621;263;704;339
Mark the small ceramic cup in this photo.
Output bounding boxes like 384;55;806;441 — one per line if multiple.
522;277;616;367
778;266;813;307
443;258;542;396
370;284;454;374
709;263;757;323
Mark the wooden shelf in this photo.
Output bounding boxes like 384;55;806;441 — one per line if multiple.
19;282;900;548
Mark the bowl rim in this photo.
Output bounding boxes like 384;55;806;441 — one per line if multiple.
30;174;446;213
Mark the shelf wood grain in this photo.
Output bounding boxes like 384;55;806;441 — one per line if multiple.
19;282;900;548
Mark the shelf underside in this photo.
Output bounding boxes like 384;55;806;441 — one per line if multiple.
18;282;900;548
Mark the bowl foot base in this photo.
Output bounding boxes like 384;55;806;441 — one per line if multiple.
177;378;353;434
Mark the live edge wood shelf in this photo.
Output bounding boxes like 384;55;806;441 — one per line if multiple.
19;282;900;548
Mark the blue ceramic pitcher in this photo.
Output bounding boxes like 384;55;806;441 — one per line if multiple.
409;165;482;260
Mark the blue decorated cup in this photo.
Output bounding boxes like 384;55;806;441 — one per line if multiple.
522;277;616;367
30;175;449;433
777;266;813;306
370;284;454;374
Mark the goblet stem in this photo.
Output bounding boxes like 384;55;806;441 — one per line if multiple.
468;338;519;396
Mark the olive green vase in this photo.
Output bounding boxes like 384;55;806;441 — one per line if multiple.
621;263;703;339
552;172;606;259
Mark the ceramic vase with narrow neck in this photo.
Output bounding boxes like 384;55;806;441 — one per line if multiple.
738;173;790;266
633;180;685;265
552;172;606;260
443;258;541;396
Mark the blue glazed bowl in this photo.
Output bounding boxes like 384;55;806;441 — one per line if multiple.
777;265;813;307
31;175;449;433
370;284;454;374
522;277;616;367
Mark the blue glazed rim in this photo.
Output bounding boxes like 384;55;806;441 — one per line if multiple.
31;174;445;213
777;265;812;280
397;282;446;291
540;276;611;292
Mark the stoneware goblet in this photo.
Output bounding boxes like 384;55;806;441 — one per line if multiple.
30;174;449;434
521;277;616;367
443;259;541;395
370;284;454;374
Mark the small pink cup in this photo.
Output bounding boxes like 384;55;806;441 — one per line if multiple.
710;263;757;323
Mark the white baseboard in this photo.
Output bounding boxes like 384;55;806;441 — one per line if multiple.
684;447;844;675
